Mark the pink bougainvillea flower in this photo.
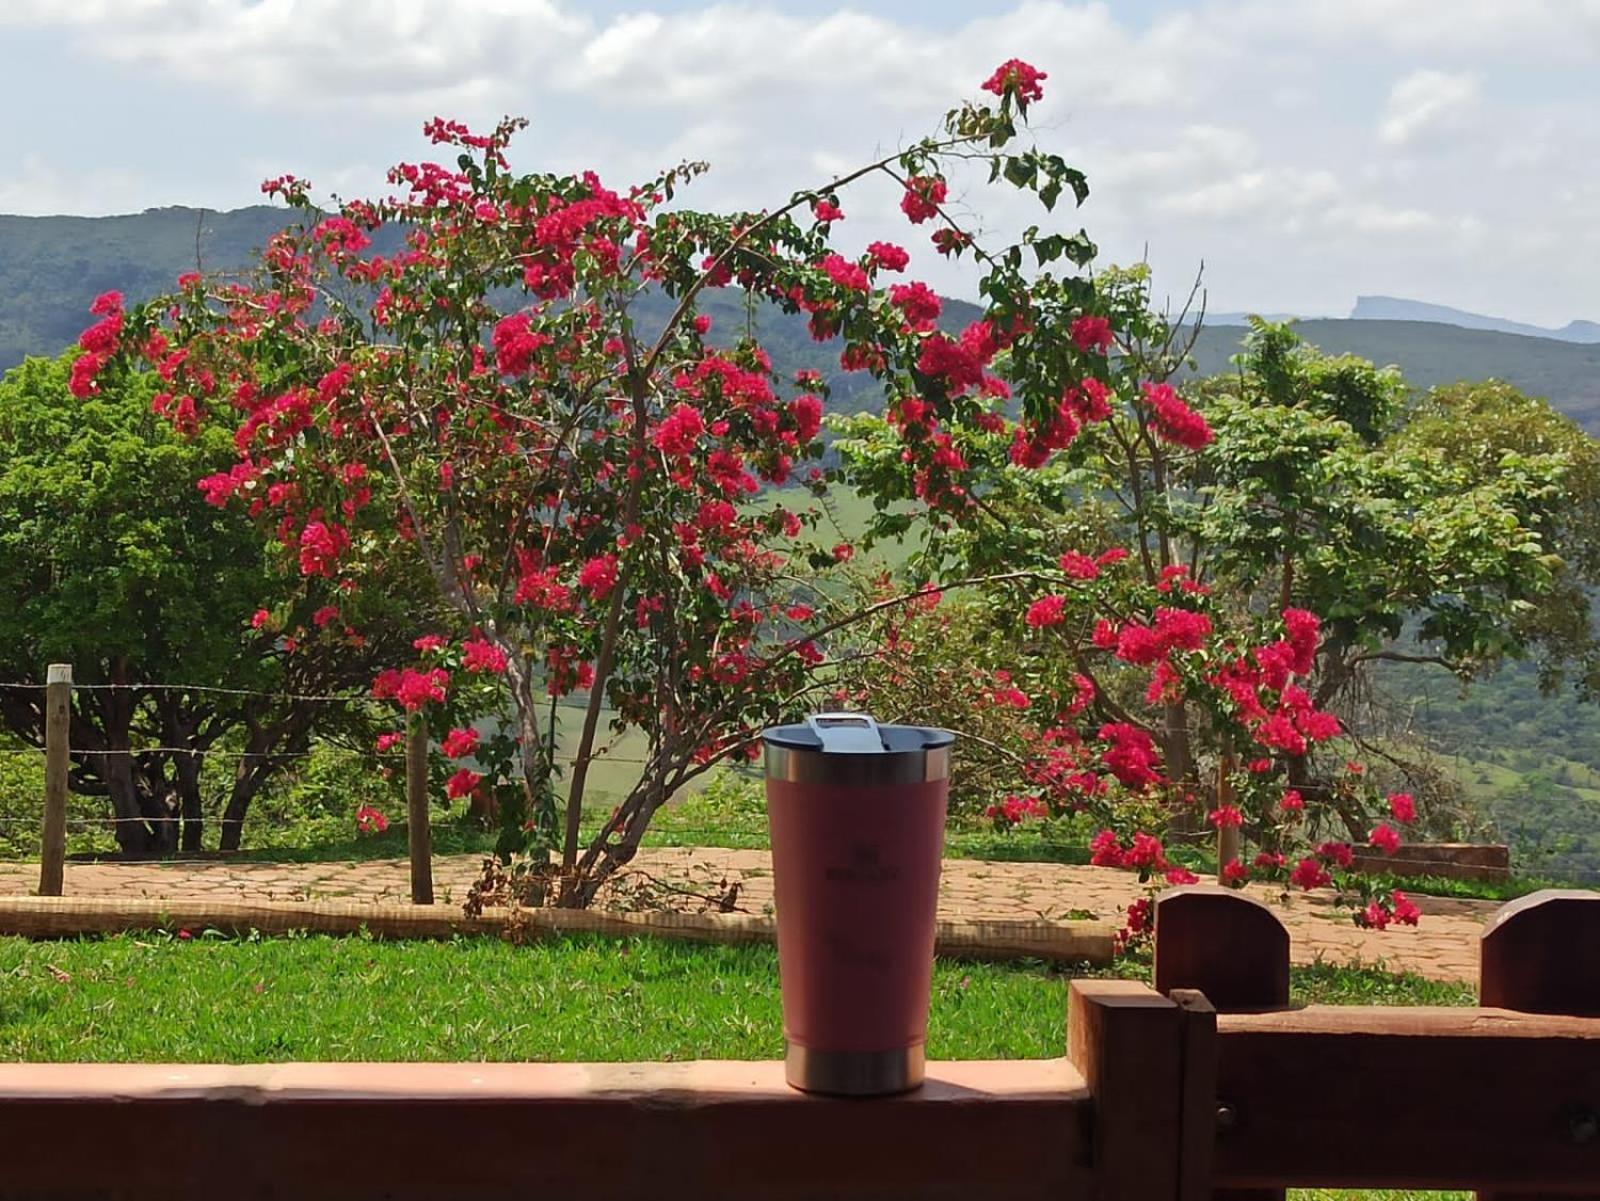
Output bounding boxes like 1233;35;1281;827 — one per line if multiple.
1369;821;1402;855
441;727;480;759
1388;791;1417;823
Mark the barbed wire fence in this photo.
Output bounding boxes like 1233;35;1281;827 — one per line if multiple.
5;663;680;903
5;664;1594;900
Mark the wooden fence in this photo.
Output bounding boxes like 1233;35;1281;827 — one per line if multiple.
1;886;1596;1199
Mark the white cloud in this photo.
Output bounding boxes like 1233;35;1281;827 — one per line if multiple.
0;154;145;215
1379;69;1480;147
1;1;1597;325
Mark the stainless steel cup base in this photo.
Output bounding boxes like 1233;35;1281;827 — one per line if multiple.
784;1044;925;1096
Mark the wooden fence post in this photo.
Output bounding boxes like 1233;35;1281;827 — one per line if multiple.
1154;886;1290;1201
406;710;434;905
1067;978;1185;1200
37;664;72;897
1478;888;1600;1201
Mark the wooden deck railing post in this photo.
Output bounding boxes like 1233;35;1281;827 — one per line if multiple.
37;663;72;897
1154;886;1290;1201
1477;888;1600;1201
406;710;434;905
1067;978;1187;1200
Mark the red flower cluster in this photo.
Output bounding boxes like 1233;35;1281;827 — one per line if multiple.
867;241;909;272
1098;723;1162;789
372;667;449;711
1070;315;1113;354
900;176;948;224
820;253;869;292
355;805;388;834
1025;594;1068;629
1142;382;1214;450
462;636;509;674
980;58;1048;106
577;553;620;599
1369;821;1402;855
1111;607;1214;665
442;727;480;759
653;403;706;455
985;793;1049;825
889;281;941;329
1059;550;1101;580
446;768;482;799
298;520;349;577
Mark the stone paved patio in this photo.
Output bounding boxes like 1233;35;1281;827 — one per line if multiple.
0;849;1496;982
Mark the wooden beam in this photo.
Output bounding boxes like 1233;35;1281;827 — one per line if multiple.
0;1059;1093;1201
1211;1005;1600;1192
0;896;1115;965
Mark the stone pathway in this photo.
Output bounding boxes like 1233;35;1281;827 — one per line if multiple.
0;849;1496;982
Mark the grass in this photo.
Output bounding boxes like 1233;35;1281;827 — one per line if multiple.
0;931;1473;1064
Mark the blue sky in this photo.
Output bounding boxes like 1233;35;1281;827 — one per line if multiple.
3;1;1597;326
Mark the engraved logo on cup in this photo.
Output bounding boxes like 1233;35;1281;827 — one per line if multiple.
825;841;899;883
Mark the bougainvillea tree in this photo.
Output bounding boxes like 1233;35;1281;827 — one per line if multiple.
73;60;1150;903
834;284;1579;933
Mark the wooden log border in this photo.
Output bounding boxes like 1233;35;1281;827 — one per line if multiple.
0;895;1116;965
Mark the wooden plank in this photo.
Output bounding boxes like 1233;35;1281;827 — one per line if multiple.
0;1059;1094;1201
0;896;1114;964
1067;978;1184;1199
1211;1005;1600;1191
37;663;71;897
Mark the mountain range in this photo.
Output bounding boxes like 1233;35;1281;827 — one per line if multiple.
5;205;1600;431
1208;296;1600;345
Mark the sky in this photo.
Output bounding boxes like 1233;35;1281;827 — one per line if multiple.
2;0;1598;326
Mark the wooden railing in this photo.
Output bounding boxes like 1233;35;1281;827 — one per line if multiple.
0;887;1596;1200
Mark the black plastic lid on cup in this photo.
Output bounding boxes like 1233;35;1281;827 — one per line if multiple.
763;713;953;785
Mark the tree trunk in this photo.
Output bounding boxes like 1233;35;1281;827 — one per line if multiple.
175;751;204;852
1163;701;1206;840
96;665;170;858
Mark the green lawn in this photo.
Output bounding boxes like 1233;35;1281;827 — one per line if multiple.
0;931;1472;1064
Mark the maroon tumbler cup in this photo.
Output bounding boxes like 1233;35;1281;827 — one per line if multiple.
764;713;954;1095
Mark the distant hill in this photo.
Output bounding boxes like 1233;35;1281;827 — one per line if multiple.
1349;295;1600;344
1182;319;1600;433
0;207;292;372
6;205;1600;432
